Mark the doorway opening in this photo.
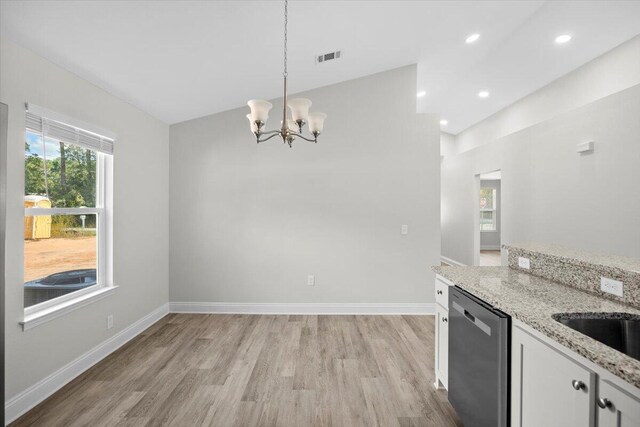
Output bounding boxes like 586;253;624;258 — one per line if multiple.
476;170;501;266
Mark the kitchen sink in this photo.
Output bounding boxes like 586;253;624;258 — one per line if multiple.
552;313;640;361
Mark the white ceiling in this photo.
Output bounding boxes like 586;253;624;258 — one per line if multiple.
1;1;639;132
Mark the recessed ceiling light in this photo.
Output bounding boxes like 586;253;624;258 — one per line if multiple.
465;33;480;44
555;34;572;44
440;119;448;126
478;90;490;98
417;91;427;98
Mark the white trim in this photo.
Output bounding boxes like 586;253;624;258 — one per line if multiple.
24;283;104;316
21;286;118;331
5;303;169;425
169;302;435;315
441;256;466;267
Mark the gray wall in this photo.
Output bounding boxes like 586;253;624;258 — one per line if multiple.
1;39;170;401
170;66;441;305
480;179;501;250
441;84;640;266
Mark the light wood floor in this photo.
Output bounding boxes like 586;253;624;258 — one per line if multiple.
480;250;501;266
11;314;462;427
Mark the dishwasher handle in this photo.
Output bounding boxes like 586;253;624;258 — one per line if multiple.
464;309;475;322
452;300;492;336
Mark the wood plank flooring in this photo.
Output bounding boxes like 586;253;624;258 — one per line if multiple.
480;250;502;266
11;314;462;427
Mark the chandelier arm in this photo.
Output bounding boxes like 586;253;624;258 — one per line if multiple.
289;133;317;143
256;133;283;143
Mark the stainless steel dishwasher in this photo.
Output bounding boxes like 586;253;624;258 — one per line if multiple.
449;286;510;427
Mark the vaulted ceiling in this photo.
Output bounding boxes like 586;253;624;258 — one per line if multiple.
2;1;639;132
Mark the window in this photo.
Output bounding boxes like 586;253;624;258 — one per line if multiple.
480;187;497;231
23;105;113;314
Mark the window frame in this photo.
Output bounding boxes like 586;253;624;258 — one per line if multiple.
479;187;497;232
22;128;114;325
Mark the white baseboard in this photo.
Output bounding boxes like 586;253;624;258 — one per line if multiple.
440;256;466;266
4;303;170;425
170;302;435;315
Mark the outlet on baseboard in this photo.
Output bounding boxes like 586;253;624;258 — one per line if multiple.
518;257;530;269
107;314;114;329
307;275;315;286
601;277;623;297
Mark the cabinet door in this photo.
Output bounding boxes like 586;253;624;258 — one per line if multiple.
436;304;449;388
512;326;595;427
597;380;640;427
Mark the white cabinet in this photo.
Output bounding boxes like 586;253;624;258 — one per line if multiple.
434;276;451;390
435;303;449;388
597;380;640;427
512;325;595;427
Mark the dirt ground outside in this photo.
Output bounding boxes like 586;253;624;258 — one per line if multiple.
24;236;96;282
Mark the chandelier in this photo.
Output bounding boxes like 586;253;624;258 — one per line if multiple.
246;0;326;147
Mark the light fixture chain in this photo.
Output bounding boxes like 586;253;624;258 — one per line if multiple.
283;0;288;77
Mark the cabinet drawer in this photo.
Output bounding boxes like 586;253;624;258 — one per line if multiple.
435;278;449;307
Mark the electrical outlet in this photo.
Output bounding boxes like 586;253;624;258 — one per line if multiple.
601;277;623;297
307;275;315;286
401;224;408;235
518;257;530;269
107;315;114;329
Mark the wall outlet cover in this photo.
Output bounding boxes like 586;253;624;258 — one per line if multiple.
601;277;623;297
518;257;530;269
307;275;315;286
107;315;114;329
401;224;408;235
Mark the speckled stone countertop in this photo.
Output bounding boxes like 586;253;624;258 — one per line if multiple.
505;244;640;308
504;243;640;274
432;265;640;389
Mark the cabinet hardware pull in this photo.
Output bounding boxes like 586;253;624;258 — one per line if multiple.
571;380;585;391
437;290;442;295
442;317;448;322
597;398;612;409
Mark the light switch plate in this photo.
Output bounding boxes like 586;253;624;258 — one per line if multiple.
518;257;530;269
601;277;623;297
401;224;408;235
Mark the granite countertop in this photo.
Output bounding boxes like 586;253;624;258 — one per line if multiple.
504;243;640;274
432;265;640;389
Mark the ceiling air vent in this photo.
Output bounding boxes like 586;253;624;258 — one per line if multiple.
316;50;342;64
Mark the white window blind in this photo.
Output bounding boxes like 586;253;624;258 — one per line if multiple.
25;104;115;155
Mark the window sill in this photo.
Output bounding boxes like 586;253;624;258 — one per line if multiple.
21;286;118;331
